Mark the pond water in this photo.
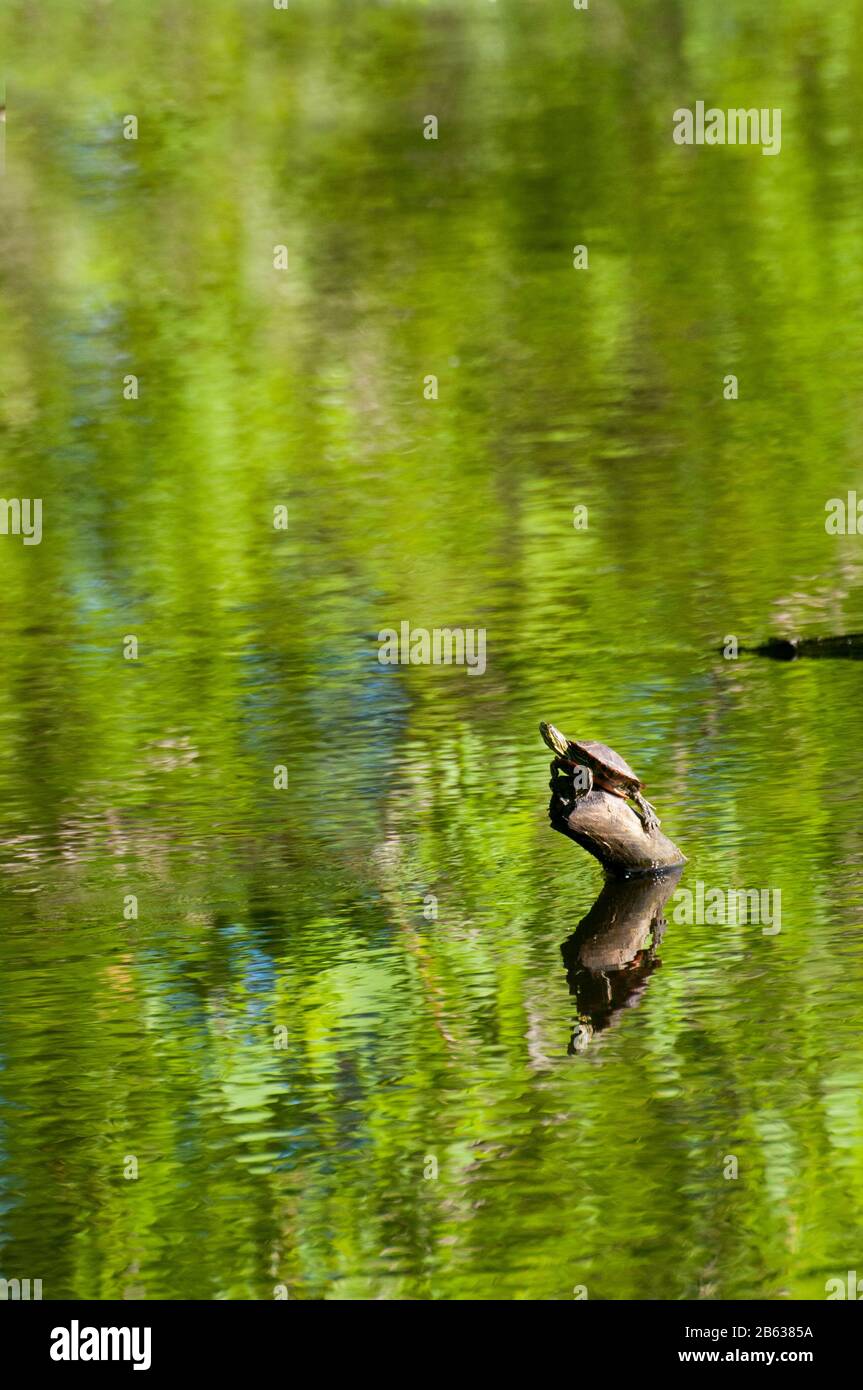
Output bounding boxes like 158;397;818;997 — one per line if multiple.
1;0;863;1300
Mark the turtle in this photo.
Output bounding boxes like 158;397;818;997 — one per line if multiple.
540;721;661;834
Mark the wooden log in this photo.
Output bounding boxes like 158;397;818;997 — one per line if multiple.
549;778;686;876
743;632;863;661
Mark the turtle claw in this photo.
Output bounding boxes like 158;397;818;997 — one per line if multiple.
633;791;661;835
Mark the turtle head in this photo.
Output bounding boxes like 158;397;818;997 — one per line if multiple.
539;721;570;758
569;1020;594;1055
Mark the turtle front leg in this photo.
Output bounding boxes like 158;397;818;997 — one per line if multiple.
570;764;593;798
631;789;660;834
549;759;573;812
550;760;592;814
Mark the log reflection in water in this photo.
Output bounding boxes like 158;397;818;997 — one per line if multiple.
561;869;683;1054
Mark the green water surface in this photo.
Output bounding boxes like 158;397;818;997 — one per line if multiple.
1;0;863;1300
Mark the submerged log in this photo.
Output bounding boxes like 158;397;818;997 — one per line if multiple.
548;776;686;876
741;633;863;661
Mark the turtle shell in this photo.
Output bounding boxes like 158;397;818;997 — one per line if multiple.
567;739;641;789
